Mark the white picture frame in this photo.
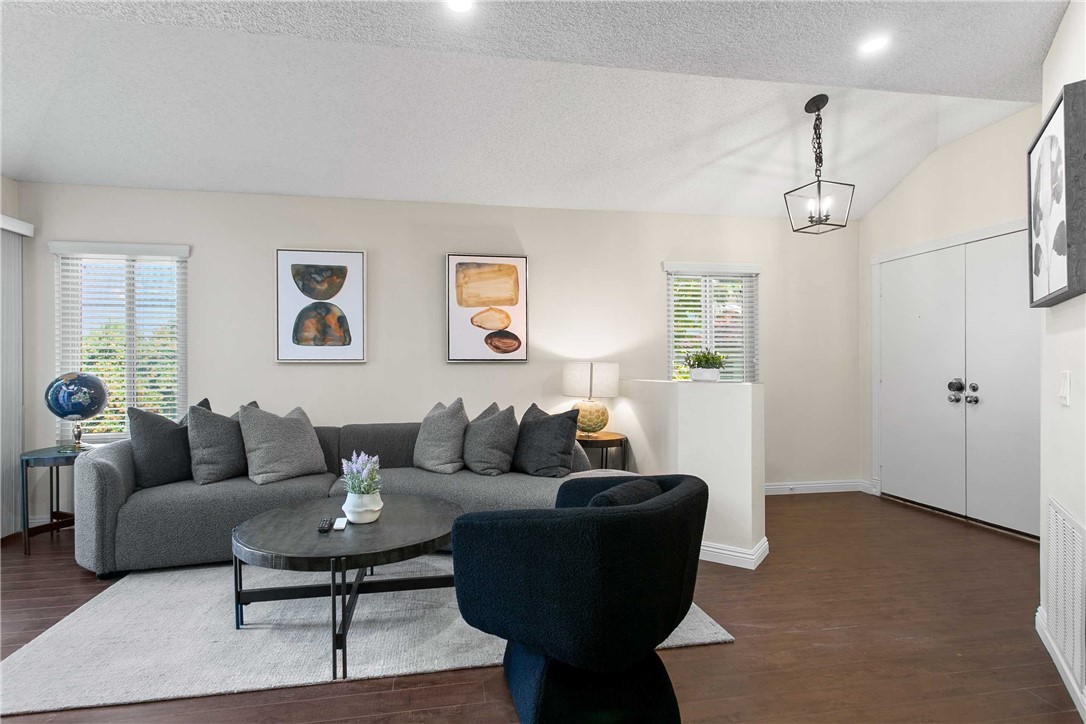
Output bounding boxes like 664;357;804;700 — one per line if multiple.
277;249;366;362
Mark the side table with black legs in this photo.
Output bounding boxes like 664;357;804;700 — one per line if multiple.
21;446;82;555
576;431;629;471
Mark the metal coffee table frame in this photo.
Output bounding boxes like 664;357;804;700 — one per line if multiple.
230;496;461;680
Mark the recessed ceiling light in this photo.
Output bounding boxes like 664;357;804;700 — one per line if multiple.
858;35;890;55
447;0;473;11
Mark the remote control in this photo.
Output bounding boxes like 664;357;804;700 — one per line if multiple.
333;517;348;531
317;517;332;533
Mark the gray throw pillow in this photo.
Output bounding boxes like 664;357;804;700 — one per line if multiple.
128;399;211;488
512;403;579;478
589;478;663;507
413;398;469;474
464;403;519;476
571;442;592;473
176;398;211;426
239;406;327;485
187;402;259;485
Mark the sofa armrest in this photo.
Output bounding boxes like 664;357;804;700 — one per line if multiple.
74;440;137;575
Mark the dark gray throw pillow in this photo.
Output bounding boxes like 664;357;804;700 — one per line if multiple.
589;478;663;508
464;403;519;476
512;404;579;478
413;398;469;474
128;398;211;488
187;402;259;485
239;406;326;485
176;398;211;426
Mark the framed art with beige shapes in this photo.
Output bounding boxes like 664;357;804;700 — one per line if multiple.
446;254;528;362
277;249;366;362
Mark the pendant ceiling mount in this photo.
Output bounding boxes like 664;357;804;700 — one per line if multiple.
784;94;855;235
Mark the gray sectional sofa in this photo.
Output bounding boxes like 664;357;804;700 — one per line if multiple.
74;422;595;576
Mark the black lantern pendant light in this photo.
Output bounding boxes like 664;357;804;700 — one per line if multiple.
783;94;855;234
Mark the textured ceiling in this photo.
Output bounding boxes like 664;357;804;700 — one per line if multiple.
1;4;1040;219
9;1;1067;102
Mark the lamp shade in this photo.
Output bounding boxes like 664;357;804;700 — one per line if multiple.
591;362;620;398
562;361;620;399
562;362;592;398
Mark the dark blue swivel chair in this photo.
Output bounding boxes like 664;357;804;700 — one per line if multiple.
452;474;710;723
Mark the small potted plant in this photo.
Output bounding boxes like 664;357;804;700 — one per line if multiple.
684;349;727;382
341;451;383;524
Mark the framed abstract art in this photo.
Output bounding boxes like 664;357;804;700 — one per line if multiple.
1028;80;1085;308
277;249;366;362
446;253;528;362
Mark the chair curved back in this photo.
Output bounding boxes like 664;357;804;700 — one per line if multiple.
452;474;709;672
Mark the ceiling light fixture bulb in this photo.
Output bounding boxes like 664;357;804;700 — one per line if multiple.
447;0;473;11
859;35;890;55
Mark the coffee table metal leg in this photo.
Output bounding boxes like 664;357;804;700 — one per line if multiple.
233;556;245;629
330;558;339;680
340;562;348;678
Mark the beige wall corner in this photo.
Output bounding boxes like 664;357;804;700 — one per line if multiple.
1;177;20;218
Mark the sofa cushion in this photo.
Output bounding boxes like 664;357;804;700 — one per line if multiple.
512;404;579;478
588;478;663;508
128;399;211;488
464;404;519;476
413;399;469;474
114;473;336;571
571;442;592;473
315;425;341;475
348;467;568;514
239;406;327;485
339;422;420;471
187;402;259;485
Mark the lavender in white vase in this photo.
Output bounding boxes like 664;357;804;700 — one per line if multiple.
341;451;383;524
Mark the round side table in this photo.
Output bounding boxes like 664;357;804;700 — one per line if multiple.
575;431;628;471
21;446;83;555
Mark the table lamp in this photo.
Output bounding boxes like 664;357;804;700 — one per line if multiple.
562;362;619;435
44;372;109;452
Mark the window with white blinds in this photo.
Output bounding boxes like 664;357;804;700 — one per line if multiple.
666;264;759;382
52;242;189;440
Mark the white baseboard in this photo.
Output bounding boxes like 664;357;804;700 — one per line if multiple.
765;479;879;496
1035;606;1086;719
700;537;769;570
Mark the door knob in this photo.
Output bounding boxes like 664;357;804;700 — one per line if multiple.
948;393;962;403
947;378;965;392
965;395;979;404
968;382;979;392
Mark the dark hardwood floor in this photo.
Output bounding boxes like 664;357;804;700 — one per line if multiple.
2;493;1080;723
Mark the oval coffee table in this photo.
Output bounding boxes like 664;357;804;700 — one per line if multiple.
231;495;462;680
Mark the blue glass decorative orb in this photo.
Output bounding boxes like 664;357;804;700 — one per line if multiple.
44;372;109;422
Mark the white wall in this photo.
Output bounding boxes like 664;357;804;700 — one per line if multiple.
1038;6;1086;703
17;182;865;516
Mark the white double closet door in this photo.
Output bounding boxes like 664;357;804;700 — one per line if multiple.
880;231;1042;535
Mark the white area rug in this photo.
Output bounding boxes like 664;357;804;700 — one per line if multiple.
0;555;732;714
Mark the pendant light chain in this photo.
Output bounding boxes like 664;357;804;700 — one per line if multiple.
812;111;823;179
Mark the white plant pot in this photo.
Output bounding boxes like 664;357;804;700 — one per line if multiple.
690;368;721;382
342;491;383;524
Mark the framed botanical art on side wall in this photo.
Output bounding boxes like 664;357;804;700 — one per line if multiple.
1028;79;1085;308
446;253;528;362
277;249;366;362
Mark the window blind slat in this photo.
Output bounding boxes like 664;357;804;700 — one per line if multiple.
666;271;759;383
55;252;188;440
